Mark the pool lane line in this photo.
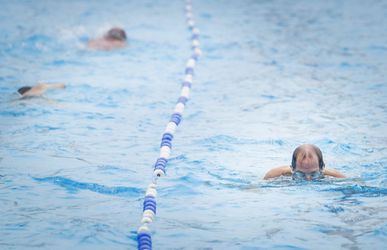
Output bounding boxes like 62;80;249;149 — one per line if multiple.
136;0;202;249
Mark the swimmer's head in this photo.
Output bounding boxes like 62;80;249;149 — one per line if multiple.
17;86;32;95
104;27;127;41
291;144;325;173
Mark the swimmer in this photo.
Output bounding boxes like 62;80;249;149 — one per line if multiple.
17;82;65;97
263;144;345;180
87;27;127;50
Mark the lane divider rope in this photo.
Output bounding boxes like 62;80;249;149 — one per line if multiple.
136;0;201;249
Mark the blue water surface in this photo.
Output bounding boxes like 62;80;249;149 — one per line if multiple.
1;0;386;249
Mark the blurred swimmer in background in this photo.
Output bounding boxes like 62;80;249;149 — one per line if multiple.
17;83;65;97
87;27;127;50
264;144;346;181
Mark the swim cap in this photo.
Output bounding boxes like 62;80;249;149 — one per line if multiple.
105;28;127;41
17;86;32;95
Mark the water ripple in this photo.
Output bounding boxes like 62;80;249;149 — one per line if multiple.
195;135;285;151
323;184;387;197
33;176;143;197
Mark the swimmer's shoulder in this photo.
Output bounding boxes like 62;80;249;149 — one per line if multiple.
323;167;346;178
263;165;292;180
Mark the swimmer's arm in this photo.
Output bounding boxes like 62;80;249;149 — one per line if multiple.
263;166;292;180
38;82;65;89
323;168;346;178
87;39;125;50
87;39;100;49
23;83;65;96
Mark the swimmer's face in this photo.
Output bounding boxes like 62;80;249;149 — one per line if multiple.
294;145;320;180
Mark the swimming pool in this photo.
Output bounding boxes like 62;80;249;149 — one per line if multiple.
1;0;386;249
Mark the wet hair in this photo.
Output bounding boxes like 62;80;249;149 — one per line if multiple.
105;28;127;41
291;144;325;170
17;86;32;95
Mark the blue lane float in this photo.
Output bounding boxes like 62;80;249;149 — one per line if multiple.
136;0;202;249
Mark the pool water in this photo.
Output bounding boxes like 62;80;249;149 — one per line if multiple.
1;0;386;249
